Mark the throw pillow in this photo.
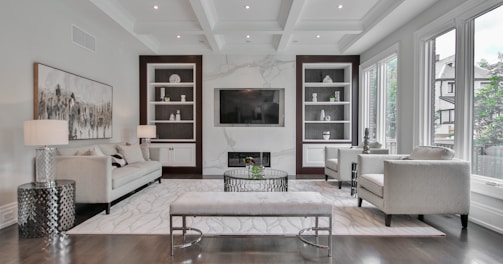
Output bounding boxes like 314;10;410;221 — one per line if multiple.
409;146;455;160
117;144;145;163
76;149;92;156
111;154;127;168
91;146;106;156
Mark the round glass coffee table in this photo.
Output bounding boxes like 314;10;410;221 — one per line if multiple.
224;168;288;192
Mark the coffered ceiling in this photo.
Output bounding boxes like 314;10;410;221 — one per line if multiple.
90;0;439;55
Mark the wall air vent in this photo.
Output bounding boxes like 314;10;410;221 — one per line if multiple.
71;24;96;52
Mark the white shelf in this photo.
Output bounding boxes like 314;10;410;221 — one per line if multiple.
304;101;350;106
149;120;194;124
149;82;194;87
304;120;350;124
149;101;194;105
304;82;350;87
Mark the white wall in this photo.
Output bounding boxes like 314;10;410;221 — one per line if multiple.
0;0;148;224
202;55;297;175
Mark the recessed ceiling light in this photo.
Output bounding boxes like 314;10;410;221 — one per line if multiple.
246;34;251;39
176;35;181;39
338;4;343;9
244;5;251;10
316;34;321;39
153;4;159;10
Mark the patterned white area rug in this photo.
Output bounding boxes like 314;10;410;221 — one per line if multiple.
68;179;445;236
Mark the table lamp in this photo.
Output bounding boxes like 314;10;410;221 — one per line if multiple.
137;125;156;144
24;120;69;187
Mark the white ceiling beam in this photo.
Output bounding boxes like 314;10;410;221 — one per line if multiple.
276;0;306;52
134;22;203;34
189;0;222;52
295;21;363;33
89;0;159;53
213;21;283;32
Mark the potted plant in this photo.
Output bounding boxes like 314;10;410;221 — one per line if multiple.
164;94;170;102
329;95;335;102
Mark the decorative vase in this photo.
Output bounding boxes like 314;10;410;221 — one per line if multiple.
323;131;330;140
323;75;333;83
334;91;340;102
180;95;186;102
312;93;317;102
175;110;181;121
320;109;325;121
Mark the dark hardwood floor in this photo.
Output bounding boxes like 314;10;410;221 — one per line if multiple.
2;174;503;264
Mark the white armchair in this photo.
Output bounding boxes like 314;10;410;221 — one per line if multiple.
357;146;471;228
325;146;388;189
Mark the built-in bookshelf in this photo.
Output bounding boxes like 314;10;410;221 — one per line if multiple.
140;55;202;173
296;55;359;174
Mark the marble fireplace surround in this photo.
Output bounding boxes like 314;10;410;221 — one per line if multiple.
203;55;297;175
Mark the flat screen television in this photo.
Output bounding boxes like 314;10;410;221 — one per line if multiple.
215;88;285;127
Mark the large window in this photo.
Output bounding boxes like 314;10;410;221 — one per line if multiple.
472;5;503;180
426;29;457;148
419;3;503;182
362;53;398;153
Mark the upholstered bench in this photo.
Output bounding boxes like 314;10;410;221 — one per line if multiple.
169;192;333;256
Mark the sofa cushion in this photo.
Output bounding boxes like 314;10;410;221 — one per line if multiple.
98;144;118;156
117;144;145;163
91;146;107;156
112;161;160;189
325;158;338;171
57;146;90;156
409;146;455;160
359;173;384;198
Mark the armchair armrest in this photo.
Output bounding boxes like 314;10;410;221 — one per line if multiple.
358;154;407;175
324;146;339;162
55;156;113;203
383;159;471;214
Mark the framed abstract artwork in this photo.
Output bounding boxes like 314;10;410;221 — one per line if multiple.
34;63;113;140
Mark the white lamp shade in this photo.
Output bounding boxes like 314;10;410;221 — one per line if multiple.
24;120;69;146
137;125;156;139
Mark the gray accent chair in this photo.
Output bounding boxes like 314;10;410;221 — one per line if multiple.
357;146;471;228
324;146;388;188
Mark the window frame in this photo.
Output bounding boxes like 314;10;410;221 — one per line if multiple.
360;43;399;150
414;0;503;181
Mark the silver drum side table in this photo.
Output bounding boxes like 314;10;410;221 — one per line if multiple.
17;180;76;238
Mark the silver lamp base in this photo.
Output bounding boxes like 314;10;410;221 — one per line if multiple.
35;146;57;187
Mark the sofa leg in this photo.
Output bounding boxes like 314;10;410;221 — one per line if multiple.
358;198;362;207
338;181;342;189
461;214;468;228
158;177;162;184
385;214;392;227
325;175;328;181
418;214;424;221
105;203;111;215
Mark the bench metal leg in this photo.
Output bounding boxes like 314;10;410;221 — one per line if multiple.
298;215;332;257
170;214;203;256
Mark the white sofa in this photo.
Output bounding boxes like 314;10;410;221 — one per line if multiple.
357;146;470;227
55;143;162;214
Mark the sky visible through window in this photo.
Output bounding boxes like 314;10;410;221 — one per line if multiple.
435;5;503;63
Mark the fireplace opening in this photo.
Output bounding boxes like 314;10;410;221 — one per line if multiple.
228;152;271;167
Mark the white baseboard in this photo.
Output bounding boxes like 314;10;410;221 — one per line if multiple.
470;201;503;234
0;202;17;230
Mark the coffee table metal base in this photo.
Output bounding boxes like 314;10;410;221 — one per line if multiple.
224;169;288;192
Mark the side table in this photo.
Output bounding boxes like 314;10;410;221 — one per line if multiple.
351;162;358;197
17;180;76;238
